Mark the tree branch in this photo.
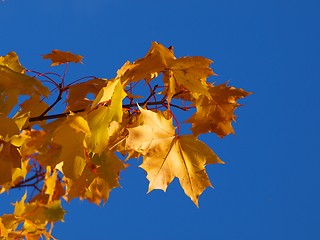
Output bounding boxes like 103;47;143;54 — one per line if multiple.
39;84;64;118
29;98;189;122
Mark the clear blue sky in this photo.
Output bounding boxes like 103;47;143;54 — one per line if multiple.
1;0;319;239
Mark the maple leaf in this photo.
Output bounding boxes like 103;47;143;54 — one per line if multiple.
0;116;22;185
125;106;175;154
42;49;83;66
14;193;66;222
167;56;214;101
0;52;24;72
1;192;64;239
68;150;126;205
0;218;8;238
67;78;107;111
0;115;20;138
19;129;62;169
52;115;90;179
120;42;214;105
142;135;223;207
10;193;65;239
126;107;223;206
0;52;50;114
86;151;126;204
86;78;126;154
120;42;174;84
187;83;252;137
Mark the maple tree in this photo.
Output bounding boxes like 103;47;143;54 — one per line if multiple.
0;42;251;239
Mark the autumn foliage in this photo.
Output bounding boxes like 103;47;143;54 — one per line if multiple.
0;42;250;239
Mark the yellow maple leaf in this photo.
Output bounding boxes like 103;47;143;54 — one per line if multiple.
0;218;8;238
19;129;62;170
13;193;65;226
141;135;223;207
168;56;214;100
42;49;83;66
52;115;90;179
0;140;22;185
187;83;252;137
126;106;175;154
86;78;126;154
0;115;19;138
121;42;174;84
68;150;126;205
120;42;214;104
85;151;126;205
126;107;223;206
0;52;24;73
3;192;63;239
0;52;50;114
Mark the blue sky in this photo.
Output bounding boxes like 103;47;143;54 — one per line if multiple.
1;0;319;239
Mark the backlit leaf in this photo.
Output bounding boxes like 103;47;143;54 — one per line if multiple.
0;52;50;114
126;107;223;206
87;78;126;154
42;49;83;66
68;150;126;205
187;83;252;137
52;115;89;179
67;78;107;111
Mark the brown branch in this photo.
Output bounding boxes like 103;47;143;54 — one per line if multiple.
142;84;158;106
39;84;64;118
29;109;85;122
11;172;45;191
29;98;189;122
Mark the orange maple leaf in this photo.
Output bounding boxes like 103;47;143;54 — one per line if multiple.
0;52;50;114
119;42;214;104
187;83;252;137
42;49;83;66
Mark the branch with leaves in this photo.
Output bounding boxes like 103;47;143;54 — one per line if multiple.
0;42;251;239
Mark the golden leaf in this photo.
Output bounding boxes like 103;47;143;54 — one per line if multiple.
0;115;19;138
68;150;126;205
141;135;223;207
0;218;8;238
0;51;25;73
121;42;174;83
0;139;22;185
42;49;83;66
86;79;126;154
187;83;252;137
0;52;50;114
126;107;222;206
52;115;89;179
119;42;214;104
67;78;107;111
85;151;126;205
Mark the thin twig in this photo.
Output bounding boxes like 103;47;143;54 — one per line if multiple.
142;84;158;106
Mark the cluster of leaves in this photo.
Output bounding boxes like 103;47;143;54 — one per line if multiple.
0;42;250;239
